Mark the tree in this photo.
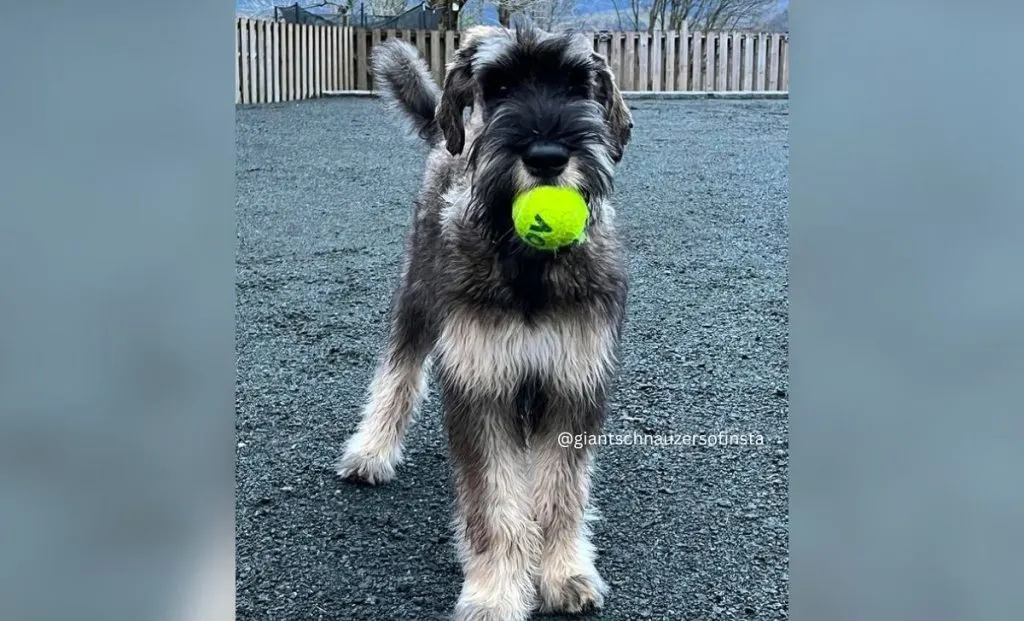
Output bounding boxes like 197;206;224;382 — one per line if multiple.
695;0;778;30
495;0;536;27
449;0;581;30
428;0;460;30
364;0;410;15
516;0;578;29
307;0;359;23
497;1;514;26
616;0;778;33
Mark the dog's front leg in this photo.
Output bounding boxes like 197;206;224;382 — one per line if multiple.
532;396;608;614
337;281;433;485
443;382;541;621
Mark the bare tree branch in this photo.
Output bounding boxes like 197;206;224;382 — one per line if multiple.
363;0;410;16
517;0;578;30
440;0;780;32
641;0;775;32
610;0;626;31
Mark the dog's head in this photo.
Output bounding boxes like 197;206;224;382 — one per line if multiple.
436;27;633;235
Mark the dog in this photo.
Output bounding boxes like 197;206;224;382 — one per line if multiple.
335;26;633;621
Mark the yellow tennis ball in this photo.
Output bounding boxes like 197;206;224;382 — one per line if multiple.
511;186;590;251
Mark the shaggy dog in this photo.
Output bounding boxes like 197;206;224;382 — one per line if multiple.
335;26;633;621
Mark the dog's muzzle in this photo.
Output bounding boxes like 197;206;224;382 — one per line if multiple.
522;141;570;180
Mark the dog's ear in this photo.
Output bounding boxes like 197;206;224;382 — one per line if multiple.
436;28;508;156
436;47;476;156
591;52;634;163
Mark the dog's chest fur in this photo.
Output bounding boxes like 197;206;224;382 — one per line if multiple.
423;191;623;401
407;140;627;404
435;305;618;403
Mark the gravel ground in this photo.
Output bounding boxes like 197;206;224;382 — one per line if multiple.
236;97;789;621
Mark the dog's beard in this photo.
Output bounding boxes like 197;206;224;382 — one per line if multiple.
466;99;616;244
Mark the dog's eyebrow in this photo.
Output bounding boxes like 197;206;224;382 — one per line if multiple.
472;37;513;72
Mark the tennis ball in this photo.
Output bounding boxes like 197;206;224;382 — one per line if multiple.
511;186;590;251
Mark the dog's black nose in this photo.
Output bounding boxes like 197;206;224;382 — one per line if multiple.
522;142;570;178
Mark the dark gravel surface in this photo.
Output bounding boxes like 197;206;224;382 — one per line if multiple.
236;97;789;621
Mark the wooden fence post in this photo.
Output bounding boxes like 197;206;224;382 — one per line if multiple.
250;20;260;102
356;28;367;90
742;33;753;90
755;32;767;90
270;21;278;102
326;24;335;93
664;30;676;91
638;32;649;91
318;24;325;97
715;33;727;91
343;25;351;90
301;24;307;99
729;32;740;91
444;30;455;78
317;24;325;96
610;32;623;89
342;27;352;90
260;21;270;103
680;21;689;91
287;23;293;100
416;28;427;64
236;19;244;103
280;22;288;101
430;30;441;85
624;32;636;90
305;24;312;100
239;20;249;103
703;32;715;90
252;20;261;103
767;33;779;91
294;25;301;98
780;35;789;91
655;31;664;90
370;29;381;90
690;29;702;91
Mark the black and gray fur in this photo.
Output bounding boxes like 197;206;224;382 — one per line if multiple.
335;26;633;621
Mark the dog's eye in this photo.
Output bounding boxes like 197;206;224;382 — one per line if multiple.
485;83;511;100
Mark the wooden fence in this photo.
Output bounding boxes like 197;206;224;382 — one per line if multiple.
236;18;789;104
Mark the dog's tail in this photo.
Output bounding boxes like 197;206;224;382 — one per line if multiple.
372;39;442;143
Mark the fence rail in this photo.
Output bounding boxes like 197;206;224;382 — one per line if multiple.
236;19;789;104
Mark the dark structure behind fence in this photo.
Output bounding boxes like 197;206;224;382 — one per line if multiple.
274;3;335;26
269;2;440;29
351;3;441;29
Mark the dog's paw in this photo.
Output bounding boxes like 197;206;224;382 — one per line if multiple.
335;440;399;485
537;572;608;615
452;599;529;621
